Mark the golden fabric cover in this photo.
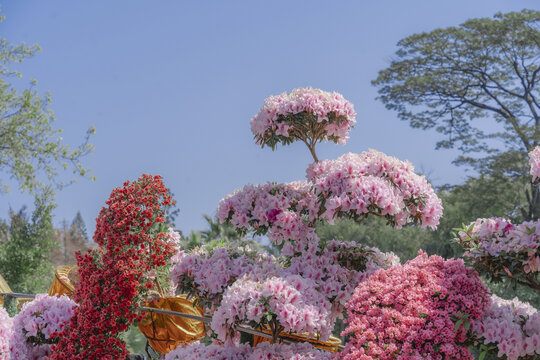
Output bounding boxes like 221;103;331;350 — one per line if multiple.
138;296;205;354
0;274;33;307
48;265;78;297
0;274;11;307
253;331;342;352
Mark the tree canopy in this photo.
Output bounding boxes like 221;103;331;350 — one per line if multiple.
373;9;540;217
0;15;95;195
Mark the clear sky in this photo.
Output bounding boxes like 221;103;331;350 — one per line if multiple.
1;1;537;236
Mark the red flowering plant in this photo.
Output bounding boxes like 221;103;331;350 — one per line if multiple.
49;174;176;360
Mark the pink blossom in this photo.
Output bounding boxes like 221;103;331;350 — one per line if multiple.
0;306;11;359
529;146;540;182
307;150;442;229
170;245;280;310
251;87;356;148
472;295;540;360
217;181;320;250
211;275;333;343
9;294;76;360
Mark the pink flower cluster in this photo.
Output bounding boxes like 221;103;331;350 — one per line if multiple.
285;240;400;319
9;294;76;360
457;217;540;282
472;295;540;360
170;246;279;310
165;342;331;360
0;307;11;359
250;87;356;147
211;275;333;342
341;252;489;360
217;181;320;250
529;146;540;182
307;151;442;229
167;227;181;252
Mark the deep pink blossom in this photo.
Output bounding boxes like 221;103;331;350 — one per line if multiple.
341;252;489;360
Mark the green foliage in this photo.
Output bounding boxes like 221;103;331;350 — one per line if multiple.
0;15;95;196
0;190;56;293
373;9;540;219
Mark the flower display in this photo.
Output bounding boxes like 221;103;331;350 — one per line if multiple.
285;240;400;318
249;342;332;360
529;146;540;183
164;342;332;360
217;181;320;251
211;275;333;343
306;151;442;229
50;175;176;360
472;295;540;360
0;306;11;359
341;252;489;360
170;245;279;310
9;294;76;360
251;87;356;160
456;217;540;289
165;343;250;360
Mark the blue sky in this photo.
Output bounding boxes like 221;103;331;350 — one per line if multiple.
1;1;537;236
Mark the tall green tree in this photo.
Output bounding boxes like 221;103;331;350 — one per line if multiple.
0;190;56;293
373;10;540;219
0;15;95;196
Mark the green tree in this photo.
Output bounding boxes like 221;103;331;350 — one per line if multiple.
0;190;56;293
0;15;95;196
373;10;540;219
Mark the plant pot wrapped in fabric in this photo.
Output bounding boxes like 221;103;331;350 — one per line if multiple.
138;295;206;354
48;265;79;297
253;330;342;353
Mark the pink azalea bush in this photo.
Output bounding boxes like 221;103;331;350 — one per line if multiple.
456;217;540;289
0;306;11;360
211;275;333;343
217;181;320;251
170;245;279;309
472;295;540;360
251;87;356;151
529;146;540;183
306;151;442;229
165;342;332;360
285;240;400;318
341;252;489;360
9;294;76;360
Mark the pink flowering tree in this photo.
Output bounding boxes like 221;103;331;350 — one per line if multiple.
250;87;357;162
169;87;451;359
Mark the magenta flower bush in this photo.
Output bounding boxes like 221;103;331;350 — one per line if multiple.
170;245;279;310
341;252;489;360
472;295;540;360
9;294;76;360
251;87;356;161
0;306;11;359
456;217;540;289
307;150;443;229
211;274;333;343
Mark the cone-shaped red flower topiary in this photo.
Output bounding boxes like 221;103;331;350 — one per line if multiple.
50;174;175;360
